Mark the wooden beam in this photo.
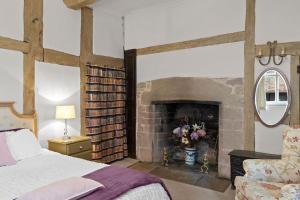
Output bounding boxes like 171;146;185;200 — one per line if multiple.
290;56;300;125
256;41;300;56
23;0;43;114
244;0;256;151
44;48;80;67
80;7;93;135
23;54;35;114
63;0;96;10
92;55;124;68
136;31;245;56
24;0;43;61
0;36;30;53
124;50;137;158
80;7;93;62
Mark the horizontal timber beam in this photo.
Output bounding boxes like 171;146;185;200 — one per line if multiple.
256;41;300;56
0;36;30;53
44;48;80;67
92;55;124;68
63;0;96;10
136;31;245;56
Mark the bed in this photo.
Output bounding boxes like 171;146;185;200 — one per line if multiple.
0;102;170;200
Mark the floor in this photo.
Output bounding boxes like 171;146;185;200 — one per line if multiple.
112;158;235;200
131;162;230;192
110;157;139;168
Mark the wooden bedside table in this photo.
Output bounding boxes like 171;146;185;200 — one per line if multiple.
48;136;92;160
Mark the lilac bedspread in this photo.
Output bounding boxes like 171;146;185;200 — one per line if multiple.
81;166;171;200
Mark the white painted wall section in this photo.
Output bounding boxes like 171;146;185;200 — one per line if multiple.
0;0;23;40
125;0;245;49
44;0;81;55
0;49;23;112
93;8;124;58
256;0;300;44
137;42;244;83
36;62;80;147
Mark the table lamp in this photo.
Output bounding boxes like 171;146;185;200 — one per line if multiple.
56;105;76;140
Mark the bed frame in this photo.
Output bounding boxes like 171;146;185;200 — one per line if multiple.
0;102;37;137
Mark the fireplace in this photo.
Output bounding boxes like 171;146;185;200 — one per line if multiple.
151;100;220;166
136;77;244;178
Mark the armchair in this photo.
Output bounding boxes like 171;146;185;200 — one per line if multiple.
235;127;300;200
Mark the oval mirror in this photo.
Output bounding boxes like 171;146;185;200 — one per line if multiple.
254;68;291;127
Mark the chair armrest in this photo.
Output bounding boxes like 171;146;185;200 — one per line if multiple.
280;184;300;200
243;159;300;183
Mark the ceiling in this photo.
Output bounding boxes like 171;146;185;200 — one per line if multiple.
92;0;175;16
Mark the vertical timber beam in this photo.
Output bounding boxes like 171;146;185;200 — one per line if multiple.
244;0;256;150
23;0;43;114
290;56;300;125
80;7;93;135
124;49;137;158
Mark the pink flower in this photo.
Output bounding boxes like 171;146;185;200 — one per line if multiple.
197;129;206;137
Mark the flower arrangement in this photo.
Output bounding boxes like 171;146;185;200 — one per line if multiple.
172;117;207;148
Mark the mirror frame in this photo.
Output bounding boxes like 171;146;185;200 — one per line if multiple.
253;67;292;128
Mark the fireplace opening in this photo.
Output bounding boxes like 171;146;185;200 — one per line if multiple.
152;100;220;170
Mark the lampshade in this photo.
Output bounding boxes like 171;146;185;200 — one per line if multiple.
56;105;76;120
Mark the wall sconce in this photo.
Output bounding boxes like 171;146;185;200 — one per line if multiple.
256;40;287;66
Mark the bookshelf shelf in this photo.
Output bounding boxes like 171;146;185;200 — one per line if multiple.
85;63;128;163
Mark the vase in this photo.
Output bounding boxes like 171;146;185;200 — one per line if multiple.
185;147;197;165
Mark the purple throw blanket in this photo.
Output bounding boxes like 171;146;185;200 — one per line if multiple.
81;166;172;200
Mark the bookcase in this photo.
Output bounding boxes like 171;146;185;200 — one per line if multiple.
85;63;128;163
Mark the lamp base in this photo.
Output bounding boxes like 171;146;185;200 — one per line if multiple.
62;135;71;140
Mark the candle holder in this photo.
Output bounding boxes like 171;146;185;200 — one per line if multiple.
200;153;209;174
256;40;287;66
162;147;169;167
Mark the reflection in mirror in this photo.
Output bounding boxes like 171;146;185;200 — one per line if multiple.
254;68;291;127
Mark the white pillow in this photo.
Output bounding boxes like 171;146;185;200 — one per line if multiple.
6;129;42;161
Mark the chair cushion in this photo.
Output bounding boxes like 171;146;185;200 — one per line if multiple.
235;176;284;200
282;127;300;160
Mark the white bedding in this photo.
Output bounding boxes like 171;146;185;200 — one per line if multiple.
0;149;169;200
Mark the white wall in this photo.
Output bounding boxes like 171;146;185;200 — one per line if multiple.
0;50;23;112
137;42;244;83
256;0;300;44
0;0;23;40
0;0;24;112
125;0;245;49
93;8;124;58
124;0;245;83
255;122;284;154
44;0;81;55
36;62;80;147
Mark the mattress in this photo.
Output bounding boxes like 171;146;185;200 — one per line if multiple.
0;149;169;200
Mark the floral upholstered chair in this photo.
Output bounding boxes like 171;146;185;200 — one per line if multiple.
235;127;300;200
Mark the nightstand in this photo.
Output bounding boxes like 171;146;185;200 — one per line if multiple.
48;136;92;160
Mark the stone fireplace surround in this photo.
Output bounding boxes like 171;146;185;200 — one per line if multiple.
136;77;244;178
